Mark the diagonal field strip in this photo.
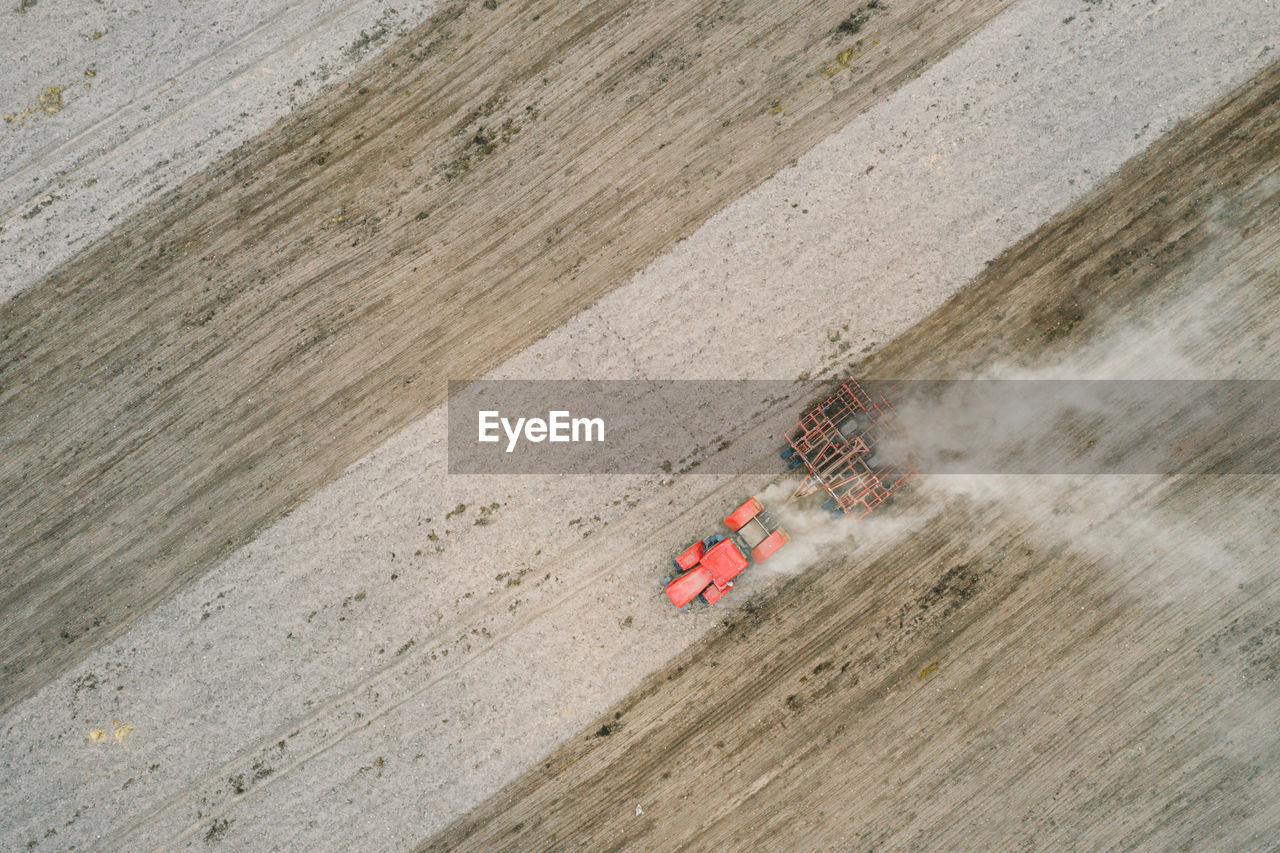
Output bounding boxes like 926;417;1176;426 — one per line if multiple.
0;0;1014;714
422;58;1280;851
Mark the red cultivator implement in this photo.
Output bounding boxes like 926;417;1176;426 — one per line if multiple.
665;378;913;609
782;379;915;518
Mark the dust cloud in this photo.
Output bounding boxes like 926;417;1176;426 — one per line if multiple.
892;262;1277;603
758;251;1276;599
751;479;929;577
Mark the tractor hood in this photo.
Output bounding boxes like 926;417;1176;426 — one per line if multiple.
665;566;714;609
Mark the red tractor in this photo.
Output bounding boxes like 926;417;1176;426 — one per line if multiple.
664;379;915;609
664;497;789;608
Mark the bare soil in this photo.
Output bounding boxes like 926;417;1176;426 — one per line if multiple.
0;0;1014;712
423;61;1280;851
